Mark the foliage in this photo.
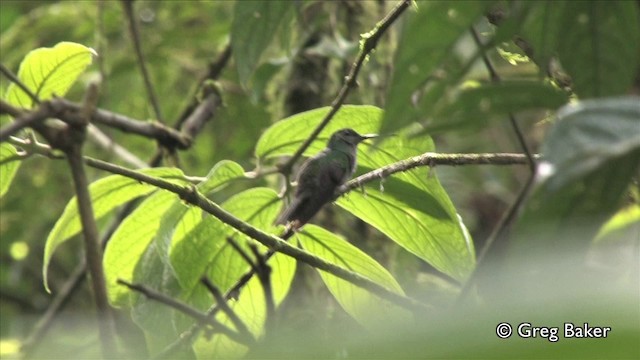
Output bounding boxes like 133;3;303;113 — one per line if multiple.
0;1;638;359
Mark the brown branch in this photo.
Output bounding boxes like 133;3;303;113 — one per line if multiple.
278;0;411;176
117;280;254;346
0;101;50;142
0;99;191;148
63;84;115;358
121;0;164;123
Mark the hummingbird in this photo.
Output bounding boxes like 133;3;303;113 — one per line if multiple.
276;128;377;231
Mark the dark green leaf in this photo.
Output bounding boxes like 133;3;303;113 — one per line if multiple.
231;1;292;85
426;81;568;133
381;1;488;135
557;2;640;98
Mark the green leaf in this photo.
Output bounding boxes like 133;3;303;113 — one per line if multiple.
255;105;383;160
103;190;178;307
426;81;569;133
43;167;186;292
169;188;282;293
297;225;410;328
381;1;488;135
0;143;21;198
199;160;247;194
5;41;96;109
256;105;475;281
231;1;292;85
557;2;640;98
520;1;565;74
539;97;640;190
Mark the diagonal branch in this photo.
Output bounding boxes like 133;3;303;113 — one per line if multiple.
79;157;430;313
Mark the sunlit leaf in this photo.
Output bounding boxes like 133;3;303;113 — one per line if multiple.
5;41;96;109
43;167;186;292
298;225;410;328
103;190;178;307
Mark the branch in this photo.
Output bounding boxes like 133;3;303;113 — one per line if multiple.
117;280;255;346
279;0;411;176
200;277;254;343
121;0;164;123
339;152;538;195
0;98;191;148
0;101;50;142
80;157;429;313
63;84;116;357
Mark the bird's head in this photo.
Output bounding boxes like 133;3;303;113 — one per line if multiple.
327;128;378;149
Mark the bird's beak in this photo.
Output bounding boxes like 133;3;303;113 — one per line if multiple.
360;133;378;141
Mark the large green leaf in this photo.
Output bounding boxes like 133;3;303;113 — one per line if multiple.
103;160;248;306
5;41;96;109
231;1;292;85
43;167;186;292
0;143;21;198
256;105;475;281
557;2;640;98
170;188;282;293
381;1;488;135
297;225;410;329
103;190;178;307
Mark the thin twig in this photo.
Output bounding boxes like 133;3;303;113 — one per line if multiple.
339;152;538;195
279;0;411;176
0;63;40;105
117;280;254;346
200;277;254;343
0;101;50;142
121;0;164;123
